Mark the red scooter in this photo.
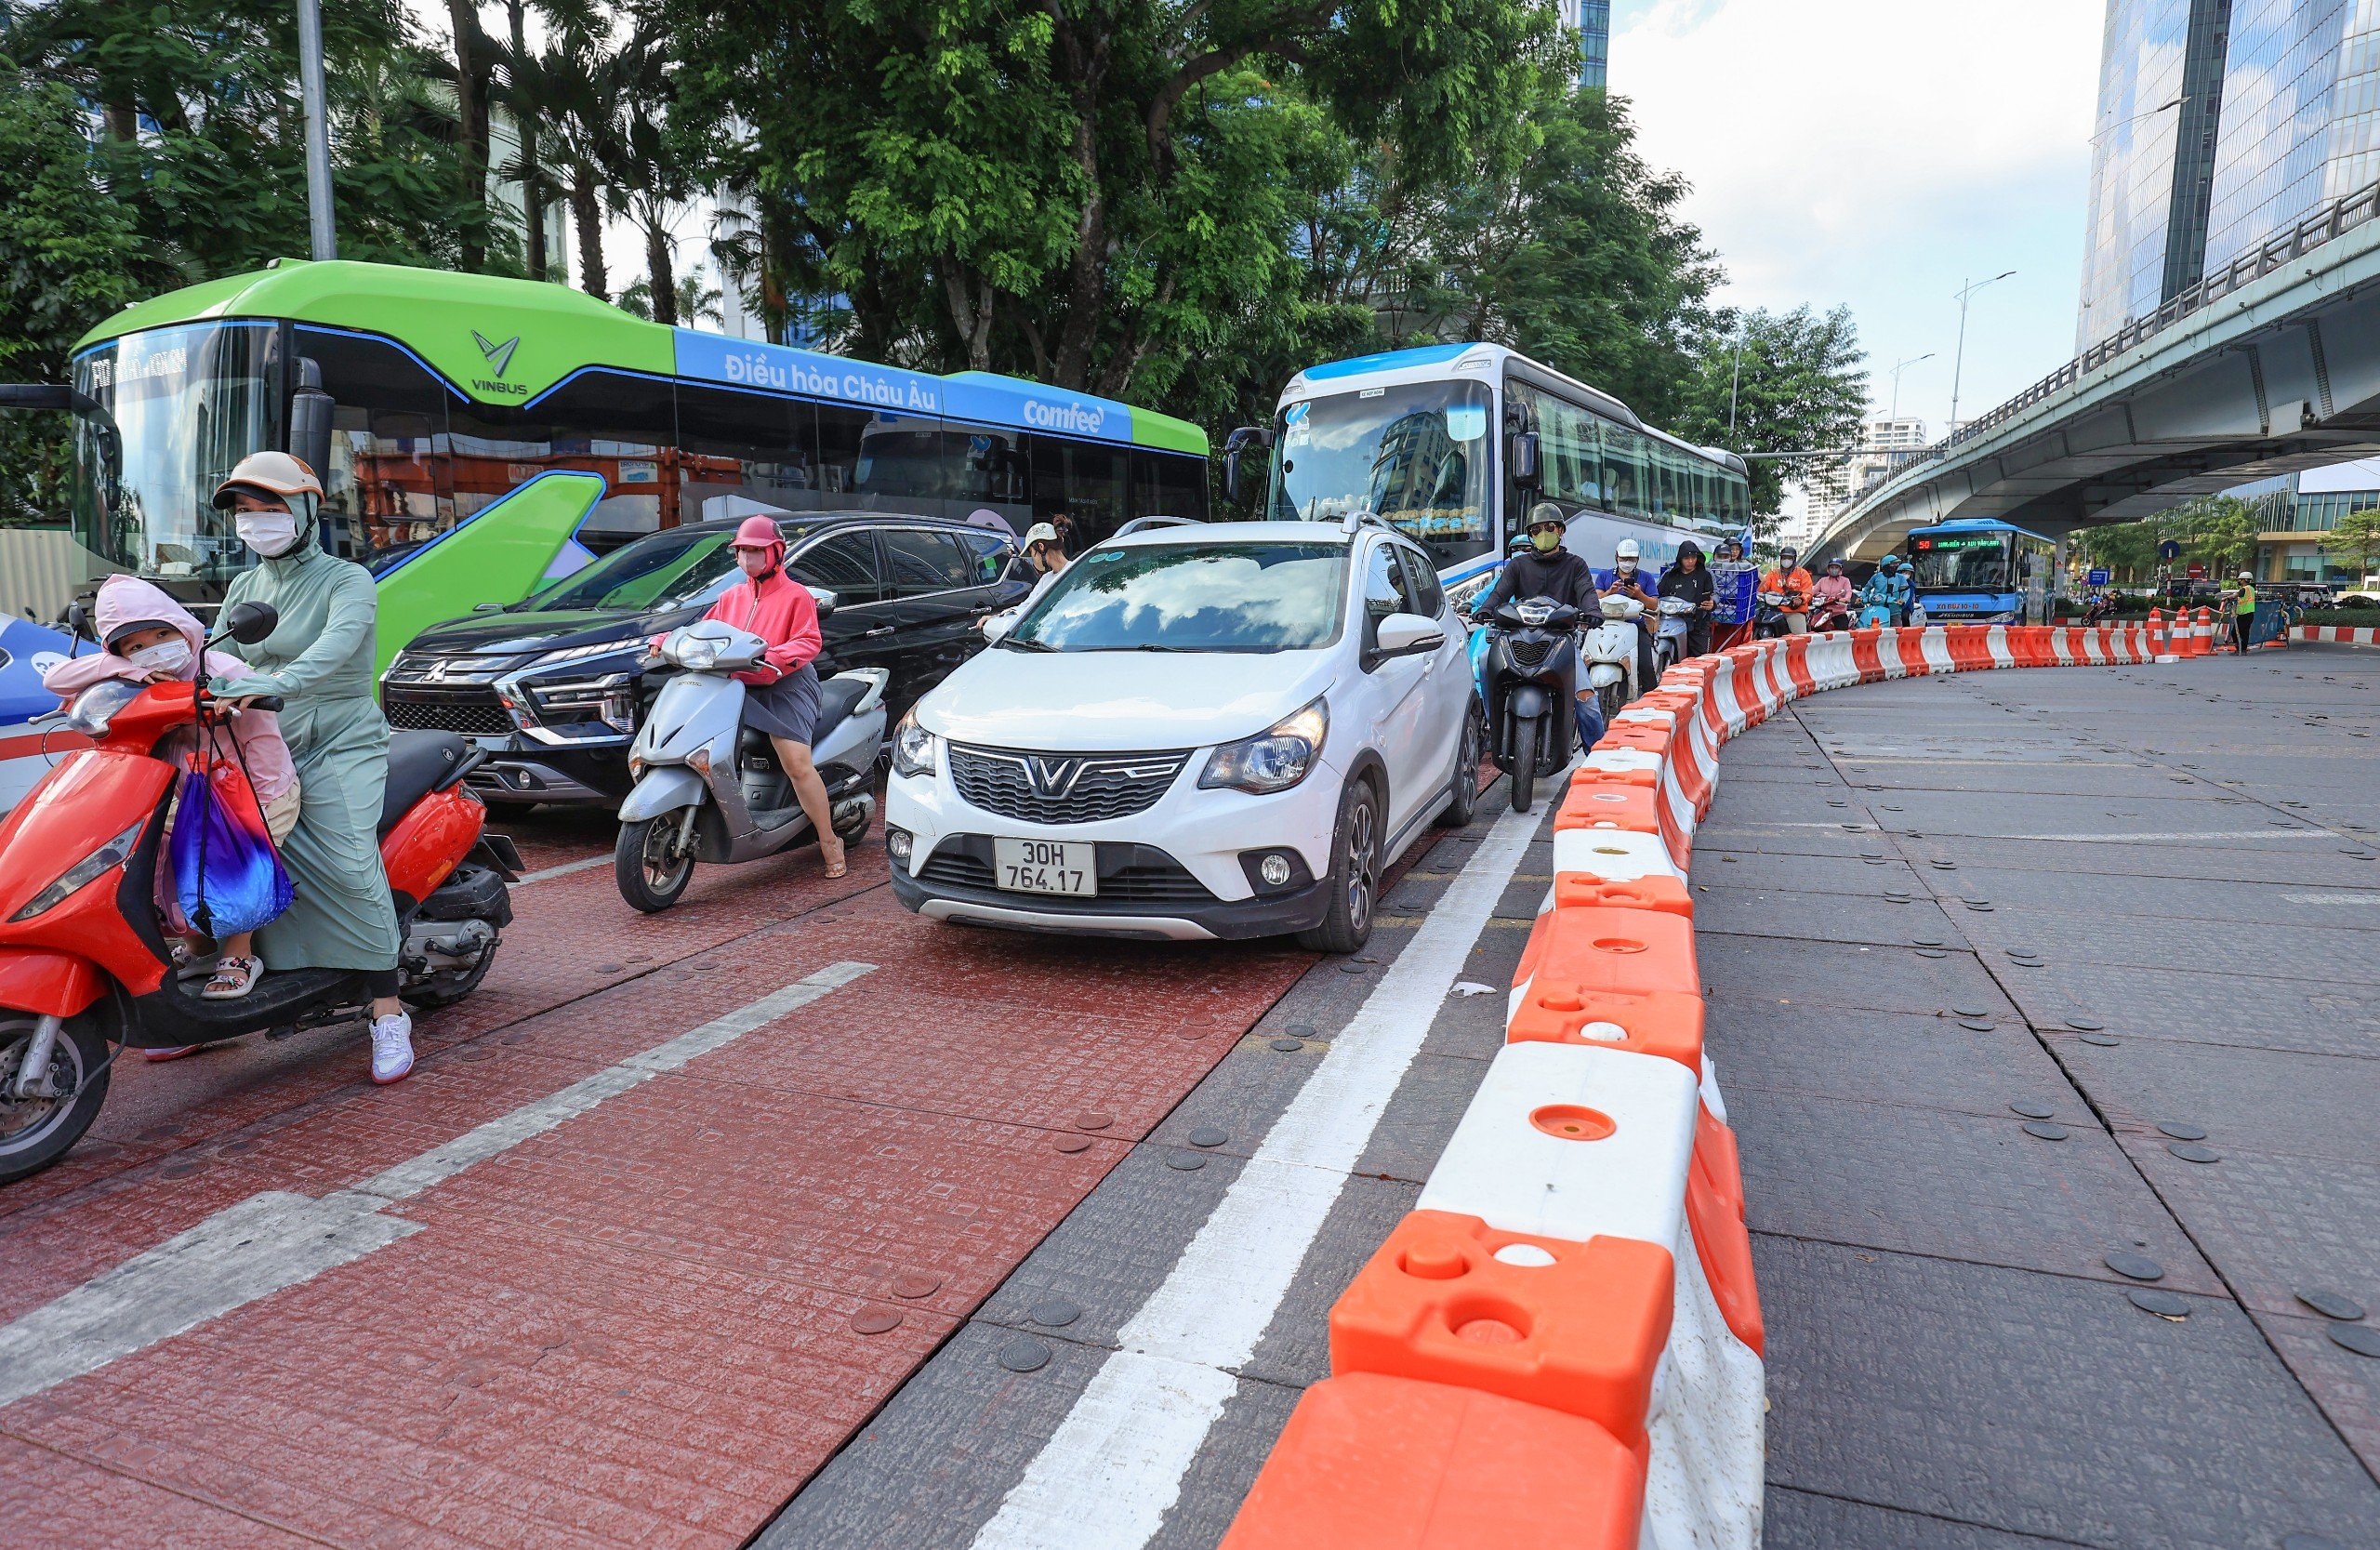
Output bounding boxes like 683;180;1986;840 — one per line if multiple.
0;602;522;1185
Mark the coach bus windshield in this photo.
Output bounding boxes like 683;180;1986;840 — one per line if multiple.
1909;532;2013;592
1268;380;1493;568
69;322;282;591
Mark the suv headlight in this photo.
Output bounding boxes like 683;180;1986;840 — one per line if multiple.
10;816;147;921
892;707;940;778
1199;697;1328;795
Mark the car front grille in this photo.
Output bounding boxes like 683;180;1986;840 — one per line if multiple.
947;745;1191;826
916;839;1215;904
384;688;514;736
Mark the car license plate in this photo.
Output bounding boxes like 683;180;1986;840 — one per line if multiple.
994;838;1097;896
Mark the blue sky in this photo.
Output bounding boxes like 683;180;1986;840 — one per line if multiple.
1610;0;2103;442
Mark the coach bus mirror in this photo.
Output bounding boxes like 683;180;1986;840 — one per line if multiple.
1223;425;1274;507
290;358;336;486
1509;430;1541;488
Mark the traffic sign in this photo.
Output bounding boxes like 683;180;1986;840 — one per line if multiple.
2086;568;2110;586
2159;540;2182;560
2187;563;2207;579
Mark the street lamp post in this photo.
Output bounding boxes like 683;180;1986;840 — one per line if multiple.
297;0;337;261
1949;271;2016;434
1727;320;1748;436
1886;352;1934;422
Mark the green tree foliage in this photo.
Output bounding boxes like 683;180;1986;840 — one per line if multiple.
2320;507;2380;585
2173;495;2260;576
1673;306;1868;521
0;73;144;524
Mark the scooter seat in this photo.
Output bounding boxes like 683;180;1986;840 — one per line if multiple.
381;731;469;836
813;674;866;741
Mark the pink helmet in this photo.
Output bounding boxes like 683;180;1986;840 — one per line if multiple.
731;514;784;563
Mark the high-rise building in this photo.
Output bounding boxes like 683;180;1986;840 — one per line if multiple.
2080;0;2380;350
1579;0;1609;89
1798;417;1931;525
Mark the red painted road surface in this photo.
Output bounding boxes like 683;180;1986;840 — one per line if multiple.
0;814;1326;1546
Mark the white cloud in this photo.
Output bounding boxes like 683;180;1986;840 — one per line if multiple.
1612;0;2104;432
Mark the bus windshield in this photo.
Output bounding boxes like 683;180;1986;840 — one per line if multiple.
1909;533;2013;592
1269;381;1492;567
70;323;281;591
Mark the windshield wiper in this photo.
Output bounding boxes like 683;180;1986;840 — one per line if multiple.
997;635;1057;652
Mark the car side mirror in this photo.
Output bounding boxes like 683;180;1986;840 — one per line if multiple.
1374;611;1447;659
982;613;1015;643
221;600;279;644
806;585;840;622
1508;431;1541;488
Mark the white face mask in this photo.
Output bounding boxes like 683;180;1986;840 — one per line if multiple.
128;640;194;677
236;510;301;557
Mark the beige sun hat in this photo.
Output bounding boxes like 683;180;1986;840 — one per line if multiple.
211;451;324;510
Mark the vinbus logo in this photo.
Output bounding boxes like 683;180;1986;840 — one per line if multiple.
469;330;529;397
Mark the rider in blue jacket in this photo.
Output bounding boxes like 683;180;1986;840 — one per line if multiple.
1862;554;1914;625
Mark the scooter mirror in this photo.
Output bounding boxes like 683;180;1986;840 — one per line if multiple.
220;600;279;645
64;602;94;643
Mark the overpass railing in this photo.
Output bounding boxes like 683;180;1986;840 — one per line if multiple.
1897;177;2380;471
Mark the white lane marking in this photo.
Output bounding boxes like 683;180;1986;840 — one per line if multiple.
2282;892;2380;905
1748;821;2339;843
0;961;876;1410
970;803;1541;1550
509;854;608;886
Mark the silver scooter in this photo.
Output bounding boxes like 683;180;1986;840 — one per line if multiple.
615;609;889;912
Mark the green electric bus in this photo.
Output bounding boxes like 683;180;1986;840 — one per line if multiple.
50;259;1209;670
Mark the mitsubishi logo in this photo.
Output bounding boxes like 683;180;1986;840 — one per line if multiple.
472;330;522;378
1026;756;1086;797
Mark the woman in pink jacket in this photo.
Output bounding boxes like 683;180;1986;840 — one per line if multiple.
43;576;302;1014
668;516;845;878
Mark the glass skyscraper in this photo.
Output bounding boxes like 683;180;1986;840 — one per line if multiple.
2081;0;2380;349
1580;0;1609;89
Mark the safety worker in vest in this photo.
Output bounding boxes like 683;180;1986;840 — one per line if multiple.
2231;571;2258;655
1762;547;1816;634
205;453;415;1084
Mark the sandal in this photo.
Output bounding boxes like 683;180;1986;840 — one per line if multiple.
821;834;849;881
171;942;218;981
201;955;263;1000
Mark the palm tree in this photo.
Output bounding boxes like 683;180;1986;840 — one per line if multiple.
603;30;707;327
531;29;629;301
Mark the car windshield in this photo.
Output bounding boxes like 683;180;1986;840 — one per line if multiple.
1268;380;1492;565
524;524;808;613
1010;541;1347;653
1909;534;2011;592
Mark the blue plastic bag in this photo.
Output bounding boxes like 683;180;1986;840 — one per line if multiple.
170;758;293;939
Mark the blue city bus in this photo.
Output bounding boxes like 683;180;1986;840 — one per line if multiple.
1905;518;2056;623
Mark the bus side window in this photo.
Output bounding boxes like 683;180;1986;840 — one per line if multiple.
294;327;454;563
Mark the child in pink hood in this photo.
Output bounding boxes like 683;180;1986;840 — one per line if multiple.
43;576;300;1008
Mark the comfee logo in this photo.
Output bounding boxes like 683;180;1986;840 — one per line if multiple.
1023;398;1108;435
469;329;530;398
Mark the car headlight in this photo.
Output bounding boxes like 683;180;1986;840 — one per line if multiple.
1199;697;1328;795
892;708;940;778
10;816;147;921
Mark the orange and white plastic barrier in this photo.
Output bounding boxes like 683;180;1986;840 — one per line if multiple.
2296;624;2380;645
1223;620;2209;1550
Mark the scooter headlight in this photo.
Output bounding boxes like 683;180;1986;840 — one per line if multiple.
1199;698;1328;795
10;817;148;921
892;708;940;778
665;632;725;671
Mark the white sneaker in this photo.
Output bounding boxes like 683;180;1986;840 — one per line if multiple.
370;1013;415;1085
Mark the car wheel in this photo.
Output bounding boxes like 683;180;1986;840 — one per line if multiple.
1296;776;1382;955
1436;705;1482;828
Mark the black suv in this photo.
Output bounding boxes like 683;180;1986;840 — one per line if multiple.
382;512;1025;807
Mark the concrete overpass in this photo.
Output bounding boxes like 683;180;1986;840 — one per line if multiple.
1818;178;2380;560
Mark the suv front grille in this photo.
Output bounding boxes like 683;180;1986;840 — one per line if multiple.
948;745;1190;825
384;688;513;736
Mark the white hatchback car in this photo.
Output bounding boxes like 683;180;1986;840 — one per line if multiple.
884;518;1480;950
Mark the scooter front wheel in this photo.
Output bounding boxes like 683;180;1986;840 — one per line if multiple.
0;1011;111;1186
1510;715;1540;815
616;815;696;913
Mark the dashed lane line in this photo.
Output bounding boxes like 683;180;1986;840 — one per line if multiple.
967;801;1542;1550
0;960;877;1410
508;854;609;886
